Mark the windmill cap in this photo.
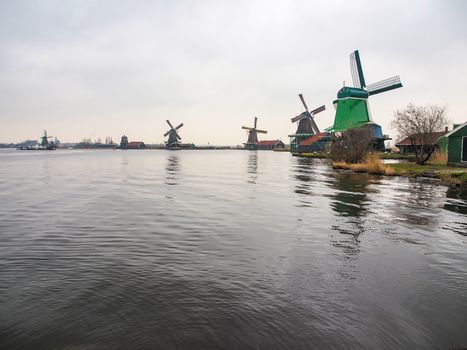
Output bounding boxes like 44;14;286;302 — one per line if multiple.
337;87;369;99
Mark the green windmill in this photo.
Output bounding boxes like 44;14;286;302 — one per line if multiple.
327;50;402;148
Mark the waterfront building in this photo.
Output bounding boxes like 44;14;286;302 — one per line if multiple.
395;130;448;154
127;142;146;149
257;140;285;150
445;122;467;167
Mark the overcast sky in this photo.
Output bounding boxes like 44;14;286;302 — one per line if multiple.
1;0;466;145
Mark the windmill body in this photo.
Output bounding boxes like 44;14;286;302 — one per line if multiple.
40;130;53;147
327;50;402;149
242;117;267;150
164;120;184;149
167;131;179;146
288;94;326;151
40;130;57;149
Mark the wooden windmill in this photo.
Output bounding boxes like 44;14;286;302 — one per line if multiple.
242;117;267;150
288;94;325;151
164;120;184;148
327;49;402;149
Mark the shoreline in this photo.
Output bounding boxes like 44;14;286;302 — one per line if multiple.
332;160;467;187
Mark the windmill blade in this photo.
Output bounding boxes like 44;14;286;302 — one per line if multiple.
256;129;267;134
298;94;309;112
175;123;184;130
254;117;257;129
166;120;174;129
242;126;253;130
164;130;171;137
174;131;182;140
310;105;326;116
291;112;308;123
350;50;366;89
309;117;320;134
367;75;402;96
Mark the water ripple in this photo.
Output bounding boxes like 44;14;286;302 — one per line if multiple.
0;149;466;349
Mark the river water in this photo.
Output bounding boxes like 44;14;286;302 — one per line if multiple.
0;149;466;349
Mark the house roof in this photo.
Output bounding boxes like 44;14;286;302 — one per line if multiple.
258;140;282;146
300;133;327;146
395;131;447;146
444;122;467;138
128;141;144;146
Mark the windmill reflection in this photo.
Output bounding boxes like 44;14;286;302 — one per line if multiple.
292;157;319;210
327;171;378;256
293;157;316;197
247;151;258;184
165;154;180;186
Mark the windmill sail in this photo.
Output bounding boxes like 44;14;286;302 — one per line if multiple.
243;116;267;149
309;117;320;134
310;105;326;115
299;94;309;112
367;75;402;96
164;120;184;146
291;96;325;134
291;112;309;123
350;50;366;89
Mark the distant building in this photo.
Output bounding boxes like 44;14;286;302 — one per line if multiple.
257;140;285;150
445;122;467;167
395;130;448;154
127;141;146;149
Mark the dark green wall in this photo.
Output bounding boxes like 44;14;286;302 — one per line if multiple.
448;137;462;163
447;124;467;166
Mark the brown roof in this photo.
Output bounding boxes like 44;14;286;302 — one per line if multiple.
300;133;327;146
258;140;282;146
395;131;447;146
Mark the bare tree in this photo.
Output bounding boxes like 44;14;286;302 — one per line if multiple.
328;128;373;163
392;104;449;165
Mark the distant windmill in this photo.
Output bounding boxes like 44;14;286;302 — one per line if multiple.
40;130;53;147
164;120;184;148
288;94;325;151
327;49;402;149
242;117;267;150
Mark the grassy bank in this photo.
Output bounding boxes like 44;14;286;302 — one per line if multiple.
292;152;327;158
332;154;467;186
294;152;415;160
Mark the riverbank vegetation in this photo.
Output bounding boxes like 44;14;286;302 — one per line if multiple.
332;154;394;175
332;153;466;186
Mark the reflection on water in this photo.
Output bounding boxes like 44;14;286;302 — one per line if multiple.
165;154;180;186
293;157;316;198
390;180;444;229
247;151;258;184
327;172;377;256
327;171;377;218
0;149;466;350
445;187;467;216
